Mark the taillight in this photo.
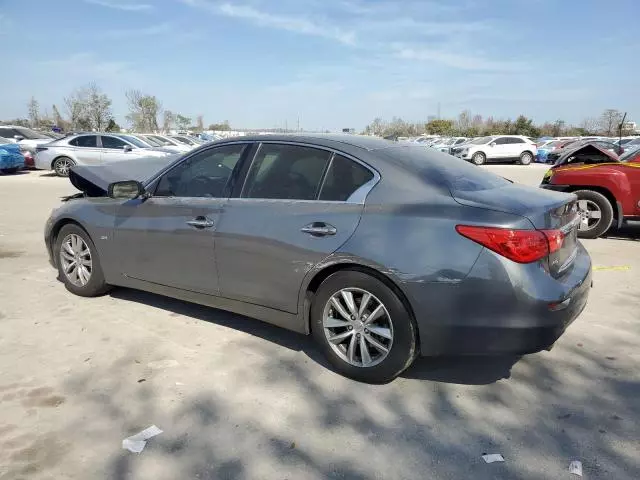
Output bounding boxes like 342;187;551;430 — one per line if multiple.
455;226;564;263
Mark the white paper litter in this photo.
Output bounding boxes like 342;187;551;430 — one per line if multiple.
122;425;163;453
569;460;583;476
147;359;179;369
482;454;505;464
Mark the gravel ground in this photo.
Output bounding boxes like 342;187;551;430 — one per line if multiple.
0;166;638;480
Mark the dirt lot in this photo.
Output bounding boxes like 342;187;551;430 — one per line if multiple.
0;166;638;480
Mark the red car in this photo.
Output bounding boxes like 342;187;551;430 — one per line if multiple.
540;143;640;238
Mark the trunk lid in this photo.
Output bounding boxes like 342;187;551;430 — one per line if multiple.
453;184;579;276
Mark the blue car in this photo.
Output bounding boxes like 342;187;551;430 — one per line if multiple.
0;138;25;174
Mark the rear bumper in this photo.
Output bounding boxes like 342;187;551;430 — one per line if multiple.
409;243;592;356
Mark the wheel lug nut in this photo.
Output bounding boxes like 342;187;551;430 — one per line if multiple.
364;329;369;334
350;315;355;320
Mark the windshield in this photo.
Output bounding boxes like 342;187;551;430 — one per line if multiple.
470;136;493;145
149;135;175;146
172;136;195;145
139;135;161;146
620;144;640;161
15;127;50;140
117;135;149;148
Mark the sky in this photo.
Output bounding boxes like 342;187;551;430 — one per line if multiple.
1;0;638;130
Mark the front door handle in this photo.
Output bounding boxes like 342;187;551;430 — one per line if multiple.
186;216;215;229
301;222;337;237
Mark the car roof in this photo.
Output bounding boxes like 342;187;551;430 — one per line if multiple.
215;133;398;152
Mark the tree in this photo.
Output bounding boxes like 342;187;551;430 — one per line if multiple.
175;114;191;131
64;87;91;130
163;110;175;132
599;109;623;137
456;110;472;135
425;119;454;135
27;97;40;128
85;83;112;131
579;117;599;135
550;119;565;137
105;119;121;132
52;104;65;130
513;115;540;137
126;89;161;132
208;120;231;131
195;115;204;132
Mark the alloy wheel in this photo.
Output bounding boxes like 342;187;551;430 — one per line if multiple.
577;199;602;232
54;158;73;176
322;288;394;368
59;234;93;287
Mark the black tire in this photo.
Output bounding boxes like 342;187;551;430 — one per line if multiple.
518;151;533;165
310;270;418;383
55;224;110;297
53;156;75;177
471;152;486;165
574;190;614;239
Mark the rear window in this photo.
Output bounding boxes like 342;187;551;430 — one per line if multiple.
382;146;510;192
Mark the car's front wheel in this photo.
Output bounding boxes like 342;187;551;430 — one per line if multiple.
471;152;486;165
311;270;417;383
55;224;110;297
53;156;75;177
574;190;614;239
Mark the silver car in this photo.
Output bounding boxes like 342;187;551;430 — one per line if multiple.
140;134;192;153
35;133;174;177
44;134;591;383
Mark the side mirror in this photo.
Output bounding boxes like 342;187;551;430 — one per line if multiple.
108;180;145;199
123;145;133;153
14;135;25;142
489;142;496;147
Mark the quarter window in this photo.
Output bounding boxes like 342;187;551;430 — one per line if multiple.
155;144;246;198
242;144;331;200
70;135;98;148
101;136;129;149
319;155;374;201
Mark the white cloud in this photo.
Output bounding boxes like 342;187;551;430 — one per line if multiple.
396;47;528;72
105;22;173;37
180;0;356;45
84;0;152;11
40;53;133;80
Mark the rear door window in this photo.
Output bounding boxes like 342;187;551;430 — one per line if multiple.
242;144;331;200
101;136;129;149
70;135;98;147
319;155;374;201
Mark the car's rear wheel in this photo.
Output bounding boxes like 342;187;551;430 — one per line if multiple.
471;152;486;165
53;156;75;177
574;190;614;239
518;151;533;165
0;167;19;174
310;270;417;383
55;224;110;297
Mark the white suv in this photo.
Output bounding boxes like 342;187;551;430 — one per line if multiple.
451;135;537;165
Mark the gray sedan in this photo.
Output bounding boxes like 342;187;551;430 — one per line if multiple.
44;134;592;383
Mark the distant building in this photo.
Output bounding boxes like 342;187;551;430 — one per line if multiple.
342;128;355;134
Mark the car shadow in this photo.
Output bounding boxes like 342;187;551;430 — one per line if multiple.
109;287;520;386
604;222;640;241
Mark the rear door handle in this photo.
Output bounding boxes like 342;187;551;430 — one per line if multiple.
301;222;337;237
186;216;215;229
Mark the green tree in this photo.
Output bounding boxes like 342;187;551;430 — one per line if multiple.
176;114;191;131
208;120;231;131
425;119;454;135
105;119;121;132
126;89;161;132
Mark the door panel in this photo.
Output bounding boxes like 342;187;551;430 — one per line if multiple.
490;138;510;158
215;199;364;313
112;197;224;295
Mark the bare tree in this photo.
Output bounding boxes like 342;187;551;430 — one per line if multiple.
196;115;204;132
84;83;112;131
64;88;90;130
369;117;386;136
579;117;599;135
163;110;174;133
126;89;161;132
456;110;472;134
599;109;623;137
27;97;40;128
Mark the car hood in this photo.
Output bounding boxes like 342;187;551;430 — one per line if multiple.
553;143;619;167
69;155;179;196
